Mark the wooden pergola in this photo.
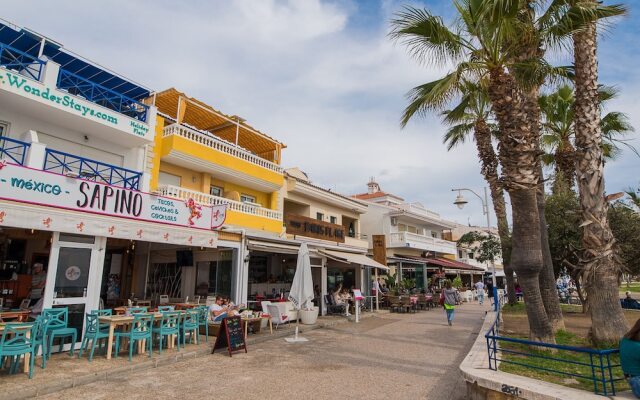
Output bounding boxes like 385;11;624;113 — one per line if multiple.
149;88;286;163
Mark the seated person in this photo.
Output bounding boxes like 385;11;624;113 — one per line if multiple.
622;292;640;310
209;296;232;323
333;285;351;317
621;319;640;398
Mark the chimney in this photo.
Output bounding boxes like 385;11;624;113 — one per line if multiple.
367;177;380;194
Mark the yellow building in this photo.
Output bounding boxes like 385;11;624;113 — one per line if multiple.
147;88;286;234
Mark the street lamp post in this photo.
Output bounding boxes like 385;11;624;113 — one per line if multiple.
451;187;499;311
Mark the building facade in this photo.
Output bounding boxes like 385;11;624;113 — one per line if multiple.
0;21;232;344
355;179;483;289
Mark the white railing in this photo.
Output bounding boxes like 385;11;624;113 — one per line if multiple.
388;231;457;254
397;203;441;219
163;123;283;173
157;185;283;221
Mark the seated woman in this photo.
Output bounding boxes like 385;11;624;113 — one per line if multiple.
333;284;351;317
621;319;640;398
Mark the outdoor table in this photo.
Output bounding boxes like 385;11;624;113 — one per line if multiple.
240;316;272;338
99;312;184;360
0;322;33;374
0;310;31;322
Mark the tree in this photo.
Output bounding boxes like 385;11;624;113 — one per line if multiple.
390;1;556;341
626;188;640;211
540;85;635;190
440;81;516;304
572;0;629;344
457;231;502;264
609;202;640;280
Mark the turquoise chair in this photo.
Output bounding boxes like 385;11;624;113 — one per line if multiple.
114;314;153;361
0;323;36;378
128;307;147;315
43;308;77;358
31;316;49;369
181;310;199;347
152;311;180;354
195;306;209;342
158;306;174;312
77;313;110;362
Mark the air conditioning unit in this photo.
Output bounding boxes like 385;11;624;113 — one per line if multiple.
390;217;398;226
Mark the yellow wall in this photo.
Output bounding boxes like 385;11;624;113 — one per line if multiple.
225;211;282;233
160;134;284;188
149;115;166;190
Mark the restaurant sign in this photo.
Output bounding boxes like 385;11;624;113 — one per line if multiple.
0;163;226;231
285;214;345;243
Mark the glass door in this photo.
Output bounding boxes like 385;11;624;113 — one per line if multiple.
43;233;106;350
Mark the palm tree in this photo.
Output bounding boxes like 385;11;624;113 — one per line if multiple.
390;1;556;342
440;80;517;305
572;0;629;344
540;85;635;189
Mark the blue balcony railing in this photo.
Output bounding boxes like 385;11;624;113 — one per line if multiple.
56;69;149;123
0;43;46;81
0;136;30;165
485;296;624;396
44;148;142;190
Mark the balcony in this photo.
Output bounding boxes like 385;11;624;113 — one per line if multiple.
0;136;30;165
43;148;142;190
56;69;149;123
0;43;152;143
163;124;283;172
388;231;457;255
157;184;282;221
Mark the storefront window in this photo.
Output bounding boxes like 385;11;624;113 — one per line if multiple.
146;263;181;299
54;247;91;298
195;251;233;298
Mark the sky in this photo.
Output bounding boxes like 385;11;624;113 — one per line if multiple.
3;0;639;227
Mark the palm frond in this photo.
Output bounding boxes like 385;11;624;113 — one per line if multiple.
442;95;472;125
389;6;468;66
443;123;474;150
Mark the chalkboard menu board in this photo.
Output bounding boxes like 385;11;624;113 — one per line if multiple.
211;316;247;357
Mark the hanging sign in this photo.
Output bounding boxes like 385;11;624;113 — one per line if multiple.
0;163;226;231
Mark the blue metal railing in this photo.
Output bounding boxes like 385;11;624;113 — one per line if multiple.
0;136;30;165
485;296;624;396
56;69;149;123
43;148;142;190
0;43;46;81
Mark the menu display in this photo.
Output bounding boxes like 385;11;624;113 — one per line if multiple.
211;316;247;357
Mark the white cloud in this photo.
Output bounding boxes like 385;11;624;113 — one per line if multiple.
3;0;636;226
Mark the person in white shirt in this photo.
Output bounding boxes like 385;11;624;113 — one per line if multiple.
209;296;229;322
475;280;486;305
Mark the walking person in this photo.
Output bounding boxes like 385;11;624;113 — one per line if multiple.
474;280;485;305
441;281;462;326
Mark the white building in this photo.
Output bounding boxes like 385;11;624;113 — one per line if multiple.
354;179;483;289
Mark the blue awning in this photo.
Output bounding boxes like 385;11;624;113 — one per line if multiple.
0;20;150;100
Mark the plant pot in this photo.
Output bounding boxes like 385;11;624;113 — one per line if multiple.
300;306;319;325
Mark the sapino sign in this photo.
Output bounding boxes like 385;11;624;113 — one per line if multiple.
0;71;150;139
0;163;226;230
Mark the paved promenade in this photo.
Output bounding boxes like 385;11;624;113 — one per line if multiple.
42;304;487;400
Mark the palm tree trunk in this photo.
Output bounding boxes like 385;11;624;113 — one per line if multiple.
473;120;516;305
555;137;575;189
488;68;554;342
573;18;628;344
523;85;565;332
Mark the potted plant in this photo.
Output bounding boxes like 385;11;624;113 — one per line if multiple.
300;304;319;325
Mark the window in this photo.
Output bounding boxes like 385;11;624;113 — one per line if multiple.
240;194;257;204
316;212;324;221
398;224;407;232
469;252;475;259
0;120;10;136
330;216;337;224
210;185;223;197
158;171;181;187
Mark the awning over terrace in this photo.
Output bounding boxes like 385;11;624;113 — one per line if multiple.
152;88;285;162
392;254;484;272
0;19;150;100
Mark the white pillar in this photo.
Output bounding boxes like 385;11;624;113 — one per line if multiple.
321;257;327;316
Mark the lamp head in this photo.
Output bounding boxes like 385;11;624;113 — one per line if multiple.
453;192;468;210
